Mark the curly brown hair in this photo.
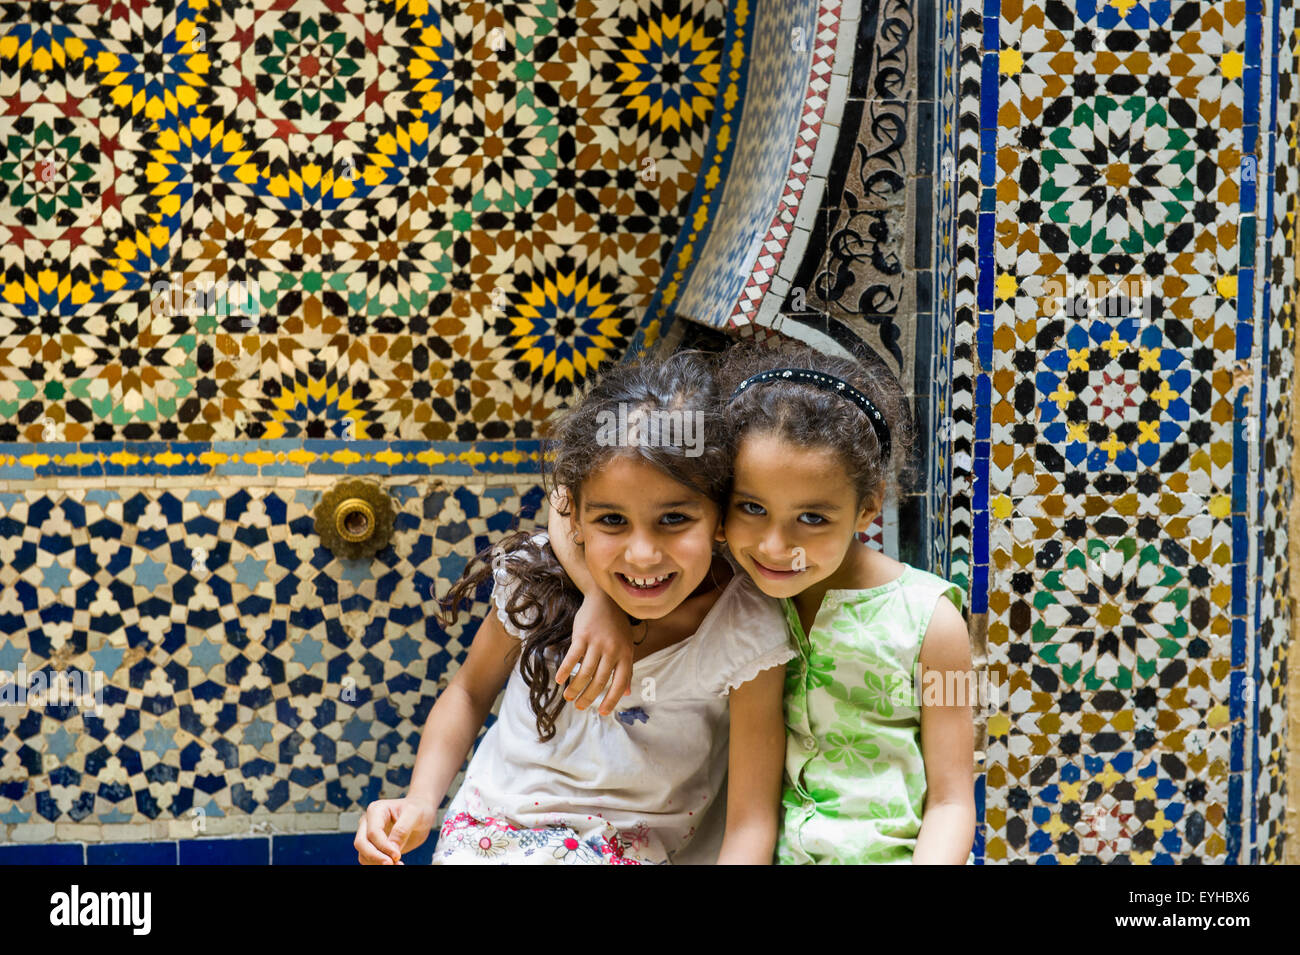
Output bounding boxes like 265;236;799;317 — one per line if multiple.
716;339;916;511
439;349;732;741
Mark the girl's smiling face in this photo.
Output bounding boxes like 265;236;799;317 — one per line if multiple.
576;454;722;619
725;431;878;599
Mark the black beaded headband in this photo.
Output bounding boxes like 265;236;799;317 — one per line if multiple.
729;367;892;460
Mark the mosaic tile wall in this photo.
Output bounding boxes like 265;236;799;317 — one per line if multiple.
668;0;820;330
0;480;545;836
959;0;1299;863
1254;0;1298;864
0;0;734;444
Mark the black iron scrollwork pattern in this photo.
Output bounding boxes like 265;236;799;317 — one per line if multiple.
812;0;913;373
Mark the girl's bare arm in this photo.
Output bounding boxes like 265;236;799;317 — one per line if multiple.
406;610;518;811
716;664;788;864
356;610;517;864
913;595;977;864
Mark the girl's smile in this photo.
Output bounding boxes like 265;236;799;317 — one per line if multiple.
749;557;805;581
615;570;678;598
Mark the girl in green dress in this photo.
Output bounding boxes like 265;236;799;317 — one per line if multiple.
713;340;975;864
551;340;976;864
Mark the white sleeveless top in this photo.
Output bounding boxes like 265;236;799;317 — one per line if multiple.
436;533;794;864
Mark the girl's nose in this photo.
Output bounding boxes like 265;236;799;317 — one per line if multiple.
758;527;790;562
624;529;662;567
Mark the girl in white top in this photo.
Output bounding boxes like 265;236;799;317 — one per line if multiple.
354;350;794;865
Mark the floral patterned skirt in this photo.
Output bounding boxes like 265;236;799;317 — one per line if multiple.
431;811;664;865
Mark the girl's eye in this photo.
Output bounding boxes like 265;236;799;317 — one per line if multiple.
661;512;691;526
736;500;765;516
798;513;827;526
595;513;626;527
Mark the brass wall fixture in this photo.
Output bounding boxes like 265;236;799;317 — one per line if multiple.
315;479;397;560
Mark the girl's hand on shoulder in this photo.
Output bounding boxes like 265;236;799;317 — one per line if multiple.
355;796;437;865
557;591;635;715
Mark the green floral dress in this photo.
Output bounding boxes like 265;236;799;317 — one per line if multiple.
775;564;966;864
